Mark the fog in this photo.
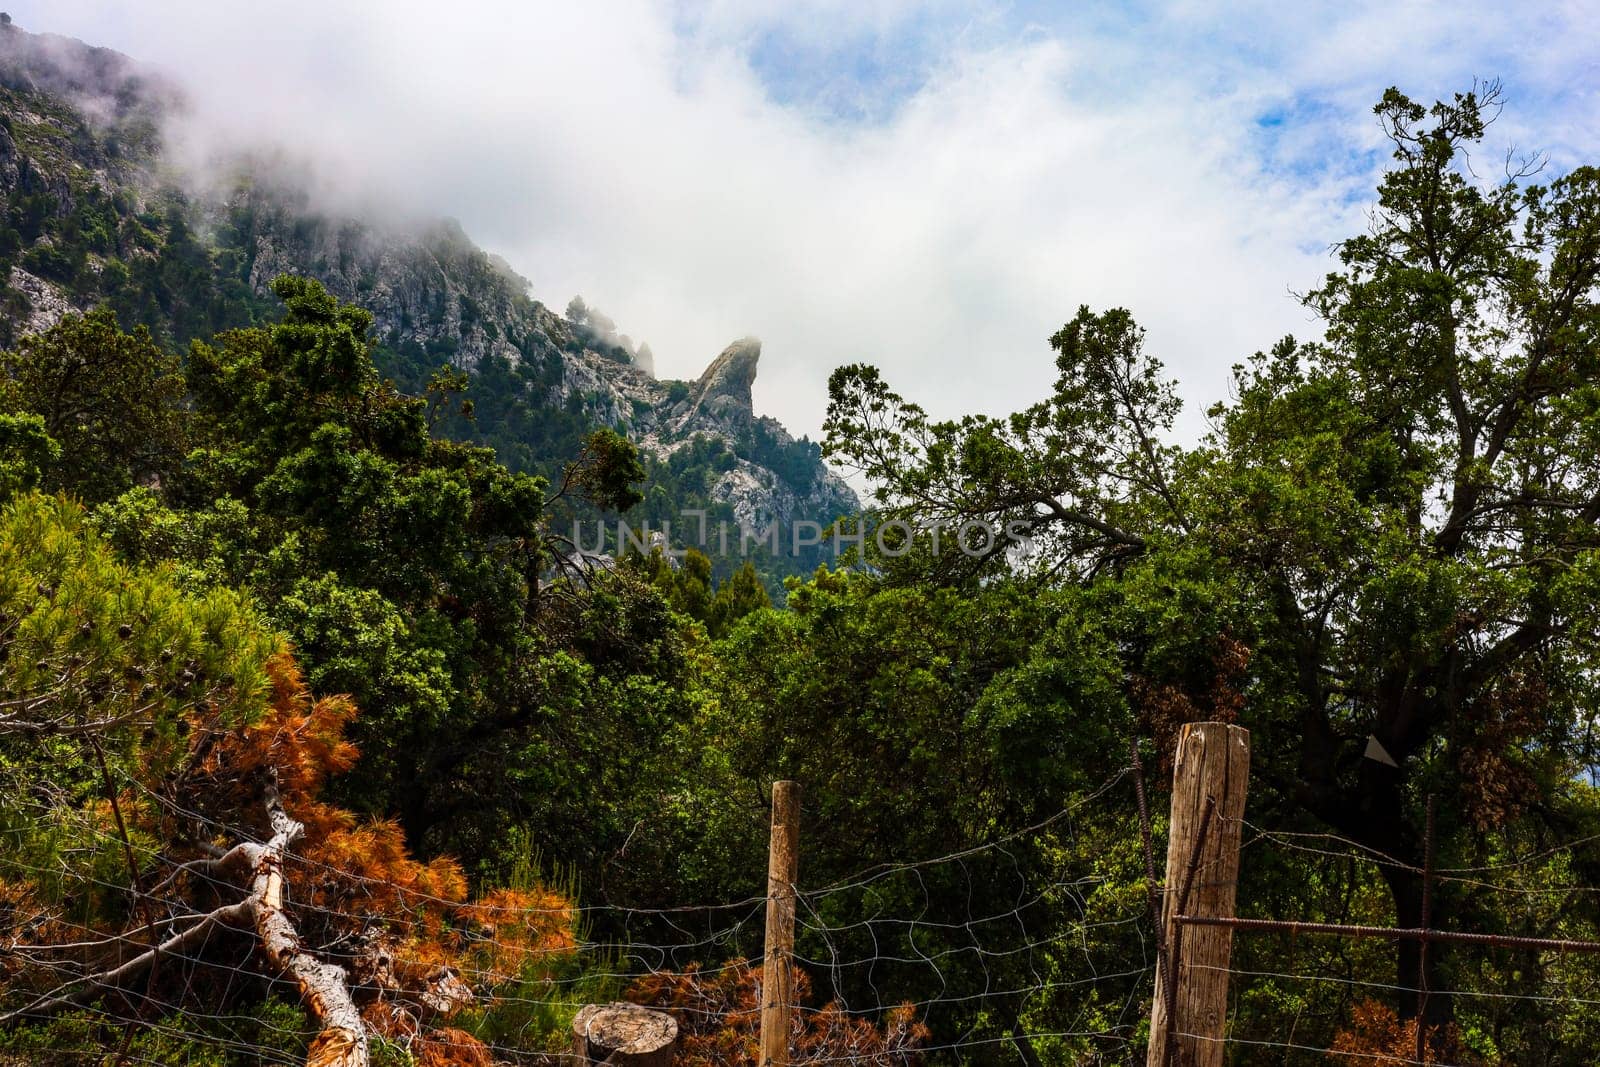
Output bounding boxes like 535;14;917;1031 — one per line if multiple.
7;0;1597;443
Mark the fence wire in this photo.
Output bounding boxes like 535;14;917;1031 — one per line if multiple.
1169;812;1600;1066
10;753;1600;1066
0;760;1156;1065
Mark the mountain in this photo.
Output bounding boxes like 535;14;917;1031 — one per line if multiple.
0;16;857;582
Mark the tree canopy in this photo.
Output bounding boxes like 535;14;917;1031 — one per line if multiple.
824;83;1600;1020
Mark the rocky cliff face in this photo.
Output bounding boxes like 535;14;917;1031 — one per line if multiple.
227;187;560;375
0;18;857;540
216;189;855;531
0;16;176;112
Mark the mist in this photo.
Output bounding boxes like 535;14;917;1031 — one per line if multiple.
5;0;1596;444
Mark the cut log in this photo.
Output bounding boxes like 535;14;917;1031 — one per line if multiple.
571;1002;679;1066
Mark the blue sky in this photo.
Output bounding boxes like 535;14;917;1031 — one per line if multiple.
718;2;1593;180
9;0;1599;443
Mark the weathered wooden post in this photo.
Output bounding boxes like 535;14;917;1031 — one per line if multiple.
1146;723;1250;1067
760;780;801;1067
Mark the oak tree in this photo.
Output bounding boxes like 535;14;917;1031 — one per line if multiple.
824;84;1600;1017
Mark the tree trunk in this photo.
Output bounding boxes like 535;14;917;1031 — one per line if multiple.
571;1003;678;1066
0;780;370;1067
1348;758;1452;1026
1377;862;1451;1026
252;784;369;1067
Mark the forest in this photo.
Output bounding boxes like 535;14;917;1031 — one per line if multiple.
3;79;1600;1066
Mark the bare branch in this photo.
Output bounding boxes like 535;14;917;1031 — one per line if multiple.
1;777;370;1067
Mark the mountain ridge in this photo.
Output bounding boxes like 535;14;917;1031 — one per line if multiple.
0;15;857;575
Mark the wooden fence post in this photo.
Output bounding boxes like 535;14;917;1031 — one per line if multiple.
761;780;801;1067
1146;723;1250;1067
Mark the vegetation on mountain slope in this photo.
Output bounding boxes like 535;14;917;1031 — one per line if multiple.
0;18;854;599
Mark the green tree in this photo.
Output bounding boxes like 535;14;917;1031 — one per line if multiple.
0;492;277;899
0;413;59;499
707;559;770;637
0;308;186;502
823;84;1600;1023
101;275;662;867
626;549;772;638
667;569;1141;1057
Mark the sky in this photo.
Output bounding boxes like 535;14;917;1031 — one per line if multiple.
7;1;1599;445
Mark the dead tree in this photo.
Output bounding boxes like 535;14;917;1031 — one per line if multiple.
1;777;370;1067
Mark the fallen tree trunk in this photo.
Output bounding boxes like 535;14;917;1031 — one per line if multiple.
0;778;369;1067
251;780;369;1067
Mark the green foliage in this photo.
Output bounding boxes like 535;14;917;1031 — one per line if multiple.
0;413;58;499
459;832;625;1055
602;568;1148;1046
0;492;276;913
705;570;1125;853
0;308;186;502
0;999;315;1066
626;547;771;638
825;302;1181;584
734;418;821;495
566;427;647;512
167;277;539;829
821;82;1600;1050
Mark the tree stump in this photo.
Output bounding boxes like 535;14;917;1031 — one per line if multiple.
571;1002;678;1066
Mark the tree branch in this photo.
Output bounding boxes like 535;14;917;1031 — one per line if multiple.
1032;493;1145;549
0;902;255;1024
1;779;371;1067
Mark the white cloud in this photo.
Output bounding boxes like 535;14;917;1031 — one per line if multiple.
6;0;1596;450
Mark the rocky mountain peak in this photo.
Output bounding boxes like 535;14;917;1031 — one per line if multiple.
680;336;759;430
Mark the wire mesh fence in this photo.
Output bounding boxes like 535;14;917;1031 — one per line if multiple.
0;756;1153;1065
7;730;1600;1065
1162;801;1600;1065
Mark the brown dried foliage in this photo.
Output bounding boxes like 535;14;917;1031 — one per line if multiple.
1456;669;1548;831
1133;633;1251;772
628;959;928;1066
1327;999;1479;1064
411;1027;497;1067
136;650;576;1059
